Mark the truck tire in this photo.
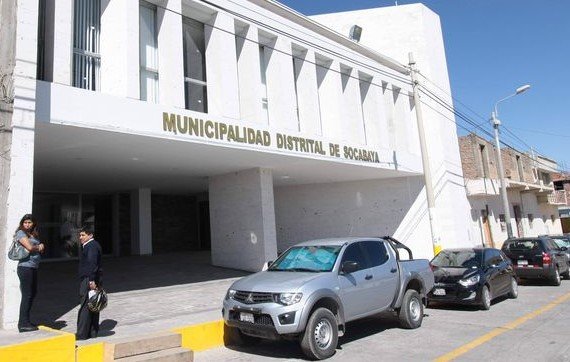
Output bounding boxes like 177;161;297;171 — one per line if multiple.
300;308;338;360
398;289;423;329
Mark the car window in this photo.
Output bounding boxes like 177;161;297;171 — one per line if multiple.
546;239;560;251
268;245;342;272
341;242;370;271
362;240;389;267
431;249;482;268
503;240;541;251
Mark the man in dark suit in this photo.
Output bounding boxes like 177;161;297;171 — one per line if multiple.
76;226;102;340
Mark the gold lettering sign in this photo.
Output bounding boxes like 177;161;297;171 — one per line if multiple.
162;112;380;164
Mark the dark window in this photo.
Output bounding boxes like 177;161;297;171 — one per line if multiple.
362;240;389;267
485;249;502;267
183;18;207;112
341;243;369;271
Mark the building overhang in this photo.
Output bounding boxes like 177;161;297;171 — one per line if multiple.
34;82;422;194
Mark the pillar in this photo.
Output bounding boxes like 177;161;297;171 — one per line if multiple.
209;168;277;271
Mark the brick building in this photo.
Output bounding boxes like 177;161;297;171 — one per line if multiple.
459;133;564;248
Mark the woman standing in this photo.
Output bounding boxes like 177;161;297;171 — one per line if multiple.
14;214;45;332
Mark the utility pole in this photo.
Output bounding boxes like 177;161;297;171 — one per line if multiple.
491;112;514;239
409;52;440;256
0;0;18;327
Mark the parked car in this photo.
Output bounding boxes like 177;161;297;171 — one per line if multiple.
546;235;570;261
428;248;517;310
222;236;434;360
501;237;570;286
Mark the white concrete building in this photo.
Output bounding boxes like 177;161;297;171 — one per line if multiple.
1;0;474;328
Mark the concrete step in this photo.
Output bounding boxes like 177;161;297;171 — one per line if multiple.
108;332;182;359
114;347;193;362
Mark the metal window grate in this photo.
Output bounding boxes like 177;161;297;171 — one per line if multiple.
72;0;101;91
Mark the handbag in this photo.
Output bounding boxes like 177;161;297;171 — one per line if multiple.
8;237;30;261
88;288;108;312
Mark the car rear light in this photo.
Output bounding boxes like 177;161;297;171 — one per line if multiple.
542;252;551;265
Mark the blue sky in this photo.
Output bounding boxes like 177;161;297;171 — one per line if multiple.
279;0;570;171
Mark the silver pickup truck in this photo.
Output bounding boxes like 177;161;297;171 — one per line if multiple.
222;236;435;360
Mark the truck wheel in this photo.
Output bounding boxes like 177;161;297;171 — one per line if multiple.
398;289;423;329
480;285;491;310
300;308;338;360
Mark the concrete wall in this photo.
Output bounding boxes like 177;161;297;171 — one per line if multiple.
275;177;437;260
312;4;474;250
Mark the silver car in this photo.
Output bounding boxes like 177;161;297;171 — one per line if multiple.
222;237;434;360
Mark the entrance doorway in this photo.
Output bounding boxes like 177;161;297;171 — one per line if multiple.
33;192;113;259
481;208;494;247
513;204;523;237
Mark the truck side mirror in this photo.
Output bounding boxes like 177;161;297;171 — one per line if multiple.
341;261;359;274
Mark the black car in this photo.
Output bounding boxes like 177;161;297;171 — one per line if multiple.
428;248;517;310
547;235;570;262
501;237;570;286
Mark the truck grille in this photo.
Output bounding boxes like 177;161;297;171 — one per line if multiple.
229;310;275;326
233;291;274;304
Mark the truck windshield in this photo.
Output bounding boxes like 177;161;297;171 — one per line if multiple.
431;250;482;268
268;245;342;272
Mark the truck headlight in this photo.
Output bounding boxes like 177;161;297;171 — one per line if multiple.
274;292;303;305
226;289;236;300
458;274;480;287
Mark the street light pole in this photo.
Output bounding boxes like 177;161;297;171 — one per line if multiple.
491;84;531;239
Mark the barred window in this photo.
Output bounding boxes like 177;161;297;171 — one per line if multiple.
72;0;101;91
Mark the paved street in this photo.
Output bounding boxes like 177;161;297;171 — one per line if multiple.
196;280;570;361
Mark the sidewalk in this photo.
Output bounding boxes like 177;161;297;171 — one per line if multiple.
0;251;249;346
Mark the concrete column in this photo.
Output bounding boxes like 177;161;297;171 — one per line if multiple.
265;37;297;130
100;0;140;99
51;0;73;85
205;12;240;119
235;24;263;124
294;49;321;135
340;66;365;144
0;0;38;329
157;0;184;108
130;188;152;255
316;59;342;140
112;193;120;257
209;168;277;272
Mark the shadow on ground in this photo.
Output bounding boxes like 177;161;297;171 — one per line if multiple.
225;312;401;360
33;251;248;329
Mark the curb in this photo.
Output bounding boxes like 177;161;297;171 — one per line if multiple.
0;326;75;362
0;320;226;361
172;319;225;352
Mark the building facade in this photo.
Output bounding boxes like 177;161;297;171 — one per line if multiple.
552;173;570;232
0;0;474;328
459;133;563;248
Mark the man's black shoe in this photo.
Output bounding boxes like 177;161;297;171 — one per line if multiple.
18;325;39;333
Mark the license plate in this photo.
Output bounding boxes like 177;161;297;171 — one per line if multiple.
517;260;528;266
433;288;446;296
240;312;254;323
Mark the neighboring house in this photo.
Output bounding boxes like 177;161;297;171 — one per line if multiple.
552;173;570;232
459;133;564;248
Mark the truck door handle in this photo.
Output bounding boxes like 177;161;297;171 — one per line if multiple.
390;268;397;273
365;274;373;280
